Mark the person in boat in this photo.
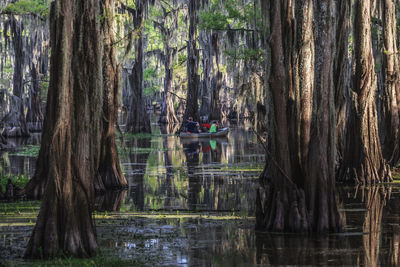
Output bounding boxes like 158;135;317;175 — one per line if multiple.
186;117;201;133
200;122;211;132
209;120;219;133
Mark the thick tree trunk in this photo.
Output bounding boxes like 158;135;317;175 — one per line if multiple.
25;0;103;258
98;0;128;191
381;0;400;166
2;16;29;137
304;0;341;232
183;0;200;122
333;0;351;168
199;31;212;119
257;0;309;233
257;0;341;233
210;33;222;121
159;47;178;124
26;54;44;132
26;21;49;133
126;0;151;133
338;0;392;184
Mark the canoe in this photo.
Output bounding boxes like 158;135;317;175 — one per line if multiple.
179;127;229;138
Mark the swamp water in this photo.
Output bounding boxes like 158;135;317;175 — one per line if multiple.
0;125;400;266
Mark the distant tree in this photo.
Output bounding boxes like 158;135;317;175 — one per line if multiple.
155;2;180;125
2;15;29;137
125;0;152;133
183;0;200;122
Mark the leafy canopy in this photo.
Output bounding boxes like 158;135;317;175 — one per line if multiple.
4;0;50;18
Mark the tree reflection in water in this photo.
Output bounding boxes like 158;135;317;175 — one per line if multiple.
128;137;152;211
94;190;127;212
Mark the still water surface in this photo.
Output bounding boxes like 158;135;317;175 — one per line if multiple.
1;124;400;266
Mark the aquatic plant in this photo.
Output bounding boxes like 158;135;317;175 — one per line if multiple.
0;174;29;193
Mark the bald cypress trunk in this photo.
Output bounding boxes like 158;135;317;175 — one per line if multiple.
24;0;126;198
25;0;103;258
257;0;309;232
159;46;178;124
257;0;341;233
126;0;151;133
2;16;29;137
381;0;400;166
338;0;392;184
183;0;200;122
305;0;340;232
155;6;179;125
210;33;222;121
26;20;49;133
333;0;351;167
98;0;128;190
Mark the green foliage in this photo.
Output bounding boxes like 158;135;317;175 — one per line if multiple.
0;174;29;193
143;67;157;81
4;0;50;18
144;86;159;96
199;0;260;31
12;145;40;157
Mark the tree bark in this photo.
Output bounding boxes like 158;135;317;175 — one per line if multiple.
159;46;178;124
257;0;309;233
304;0;341;232
2;16;29;137
98;0;128;190
183;0;200;122
25;0;103;258
381;0;400;166
126;0;151;133
338;0;392;184
26;41;44;132
26;19;49;133
257;0;341;233
333;0;351;169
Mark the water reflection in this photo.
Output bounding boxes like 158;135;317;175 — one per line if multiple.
94;190;127;212
124;137;152;211
119;126;263;214
5;126;400;265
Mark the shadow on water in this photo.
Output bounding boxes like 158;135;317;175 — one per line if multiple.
5;124;400;266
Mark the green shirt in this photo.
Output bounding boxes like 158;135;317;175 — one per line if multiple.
209;124;217;133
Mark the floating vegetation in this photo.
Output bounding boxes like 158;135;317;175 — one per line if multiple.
11;145;40;157
0;174;29;193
